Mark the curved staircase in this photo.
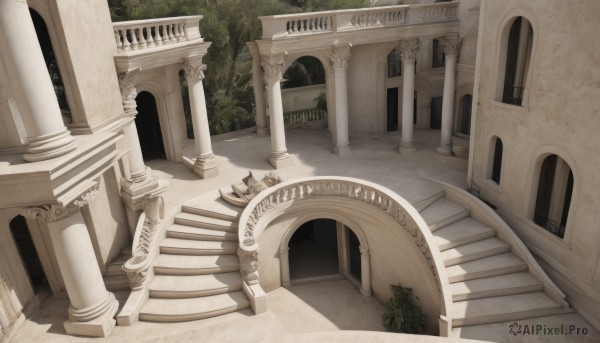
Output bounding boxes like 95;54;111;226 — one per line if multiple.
415;181;572;331
139;192;250;322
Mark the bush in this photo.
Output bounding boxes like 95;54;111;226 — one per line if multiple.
382;284;426;334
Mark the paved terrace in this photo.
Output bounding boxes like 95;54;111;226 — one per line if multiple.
12;129;599;342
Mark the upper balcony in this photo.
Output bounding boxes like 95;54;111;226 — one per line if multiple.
112;15;210;73
258;2;458;53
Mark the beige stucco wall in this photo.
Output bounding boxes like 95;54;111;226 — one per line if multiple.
256;198;441;334
470;0;600;328
281;84;325;112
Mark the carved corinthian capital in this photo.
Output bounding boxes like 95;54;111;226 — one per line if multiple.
183;59;207;81
21;184;100;223
439;37;462;58
118;68;141;112
399;39;421;63
330;46;351;70
261;55;285;81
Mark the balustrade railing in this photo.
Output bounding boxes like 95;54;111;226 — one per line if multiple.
283;108;326;125
260;2;457;39
113;15;203;52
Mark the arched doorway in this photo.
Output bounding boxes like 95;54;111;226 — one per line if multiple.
281;56;327;128
9;216;47;294
135;91;166;161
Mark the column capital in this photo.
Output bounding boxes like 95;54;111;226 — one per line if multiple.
329;45;351;70
117;68;141;112
261;54;285;80
21;183;99;223
439;37;462;58
399;39;421;63
183;60;207;81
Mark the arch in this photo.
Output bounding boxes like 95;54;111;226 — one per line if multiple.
453;83;474;134
387;46;402;78
493;7;538;107
526;146;579;242
278;210;371;295
135;91;166;161
486;135;504;185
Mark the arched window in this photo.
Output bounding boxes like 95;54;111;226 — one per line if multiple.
387;47;401;78
488;137;503;184
533;155;573;239
432;39;445;68
497;16;533;106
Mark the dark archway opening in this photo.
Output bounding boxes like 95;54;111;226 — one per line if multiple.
135;91;166;161
289;219;338;280
347;228;361;280
9;216;47;294
387;88;399;131
30;9;71;124
460;95;472;135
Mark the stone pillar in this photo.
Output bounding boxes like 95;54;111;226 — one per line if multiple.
183;58;218;179
21;186;118;337
0;0;76;162
262;55;292;169
279;247;291;287
437;37;461;155
247;43;268;136
329;46;352;155
398;39;420;154
117;70;165;234
359;246;372;296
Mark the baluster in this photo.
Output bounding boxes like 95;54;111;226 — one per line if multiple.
146;26;155;47
120;29;131;50
130;28;139;50
177;23;184;41
174;23;181;41
154;25;162;46
114;31;122;50
137;26;146;48
181;22;188;40
166;24;174;42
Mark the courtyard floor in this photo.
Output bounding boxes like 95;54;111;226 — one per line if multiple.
10;128;600;342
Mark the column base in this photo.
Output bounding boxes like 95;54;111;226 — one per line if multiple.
360;288;372;296
332;144;351;156
64;294;119;337
23;129;77;162
256;127;270;137
268;152;292;169
193;155;218;179
120;169;167;211
398;140;416;154
436;144;453;156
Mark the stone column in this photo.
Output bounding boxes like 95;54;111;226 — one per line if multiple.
330;46;352;155
359;246;372;296
279;247;291;287
0;0;76;162
262;55;292;169
247;43;268;136
398;39;420;154
117;70;165;234
183;58;218;178
21;186;118;337
437;37;461;155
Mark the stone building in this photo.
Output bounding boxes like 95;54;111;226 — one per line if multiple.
0;0;598;342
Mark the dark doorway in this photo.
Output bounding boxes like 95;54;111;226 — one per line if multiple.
135;91;166;161
413;91;418;125
289;219;339;280
461;95;473;135
387;88;399;131
10;216;47;294
347;228;361;280
430;96;443;129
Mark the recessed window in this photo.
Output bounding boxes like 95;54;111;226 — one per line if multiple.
533;155;573;239
432;39;445;68
459;94;472;135
496;16;533;106
490;138;503;184
388;47;401;78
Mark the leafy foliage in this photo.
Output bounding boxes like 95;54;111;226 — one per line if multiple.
382;284;426;334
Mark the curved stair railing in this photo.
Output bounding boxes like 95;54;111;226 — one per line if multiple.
237;176;455;336
117;184;171;326
428;178;569;308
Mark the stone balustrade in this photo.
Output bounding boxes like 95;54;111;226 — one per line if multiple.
283;108;327;125
260;2;457;39
113;15;203;52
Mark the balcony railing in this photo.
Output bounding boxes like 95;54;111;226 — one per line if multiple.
113;15;203;53
259;2;458;40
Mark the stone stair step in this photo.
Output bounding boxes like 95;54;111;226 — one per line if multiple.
433;217;496;251
451;272;543;301
140;291;250;322
160;238;237;255
103;274;129;291
452;292;567;327
446;253;527;283
174;212;238;233
149;272;243;299
182;190;242;222
105;254;130;276
442;237;510;266
420;198;470;232
154;254;240;275
413;190;445;212
166;224;238;242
